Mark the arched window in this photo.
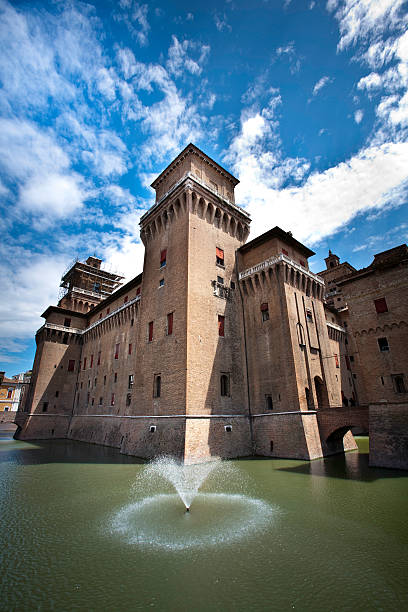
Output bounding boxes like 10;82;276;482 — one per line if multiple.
154;375;161;398
220;374;230;397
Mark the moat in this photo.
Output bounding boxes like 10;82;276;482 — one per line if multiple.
1;433;407;612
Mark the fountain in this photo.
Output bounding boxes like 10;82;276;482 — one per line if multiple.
109;455;278;551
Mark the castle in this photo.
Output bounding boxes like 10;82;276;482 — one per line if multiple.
15;144;408;466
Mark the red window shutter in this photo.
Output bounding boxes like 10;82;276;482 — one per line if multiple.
160;249;167;263
282;248;288;256
218;315;225;337
334;354;339;368
149;321;154;342
300;260;305;267
124;295;128;303
216;247;224;259
68;360;75;372
374;298;388;313
107;308;110;315
99;313;102;319
114;343;119;359
260;303;268;312
167;312;173;335
128;343;132;355
83;358;87;370
345;355;351;370
90;354;94;367
136;287;141;296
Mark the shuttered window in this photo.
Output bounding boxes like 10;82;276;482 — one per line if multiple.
374;298;388;313
167;312;173;335
148;321;154;342
218;315;225;337
216;248;224;266
160;249;167;267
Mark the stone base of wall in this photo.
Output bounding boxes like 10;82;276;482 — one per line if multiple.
14;414;71;439
369;403;408;470
0;411;17;425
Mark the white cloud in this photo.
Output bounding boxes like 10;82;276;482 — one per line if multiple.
19;174;84;218
357;72;382;90
214;12;232;32
354;109;364;123
166;35;210;78
227;107;408;244
312;76;333;96
113;1;150;46
276;42;301;74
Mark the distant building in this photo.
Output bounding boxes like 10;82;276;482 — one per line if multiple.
14;144;407;466
0;371;31;412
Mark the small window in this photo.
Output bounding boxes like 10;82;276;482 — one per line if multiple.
282;248;288;256
392;374;406;394
90;354;94;367
111;393;115;406
99;313;102;319
261;303;269;322
124;295;128;303
299;260;305;267
107;308;110;315
159;278;164;288
93;282;100;292
216;247;224;266
136;287;141;296
160;249;167;268
42;402;48;412
217;276;224;285
131;318;134;327
218;315;225;337
230;281;235;290
91;397;94;406
150;425;156;433
99;397;103;406
114;343;119;359
154;374;161;398
266;395;273;410
334;354;339;368
220;374;230;397
6;388;12;399
114;373;117;383
83;358;87;370
374;297;388;313
128;374;134;389
68;359;75;372
345;355;351;370
378;337;389;352
148;321;154;342
97;351;101;365
103;375;106;385
126;393;132;406
350;356;354;362
128;343;132;355
306;309;313;323
55;390;59;398
224;425;232;432
167;312;173;335
64;318;71;327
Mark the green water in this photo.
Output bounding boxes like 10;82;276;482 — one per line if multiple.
1;434;407;612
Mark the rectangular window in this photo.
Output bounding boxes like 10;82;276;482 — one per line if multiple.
345;355;351;370
114;343;119;359
217;276;224;285
374;297;388;313
124;295;128;303
159;278;164;288
153;374;161;398
64;317;71;327
128;374;134;389
136;287;141;296
334;354;339;368
99;313;102;320
107;308;110;315
97;351;101;365
167;312;173;335
299;259;305;267
126;393;132;407
91;397;94;406
218;315;225;337
103;375;106;385
305;309;313;323
7;389;12;398
148;321;154;342
90;354;94;368
99;397;103;406
160;249;167;267
68;359;75;372
128;343;132;355
42;402;48;412
114;372;117;383
220;373;230;397
261;302;269;322
83;357;87;370
87;392;90;405
216;247;224;266
282;248;288;256
111;393;115;406
378;337;389;352
55;390;59;398
392;374;406;394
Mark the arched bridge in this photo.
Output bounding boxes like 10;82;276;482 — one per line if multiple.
316;406;369;447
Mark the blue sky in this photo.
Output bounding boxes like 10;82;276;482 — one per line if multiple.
0;0;407;377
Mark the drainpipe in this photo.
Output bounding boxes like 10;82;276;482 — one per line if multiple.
235;250;254;454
